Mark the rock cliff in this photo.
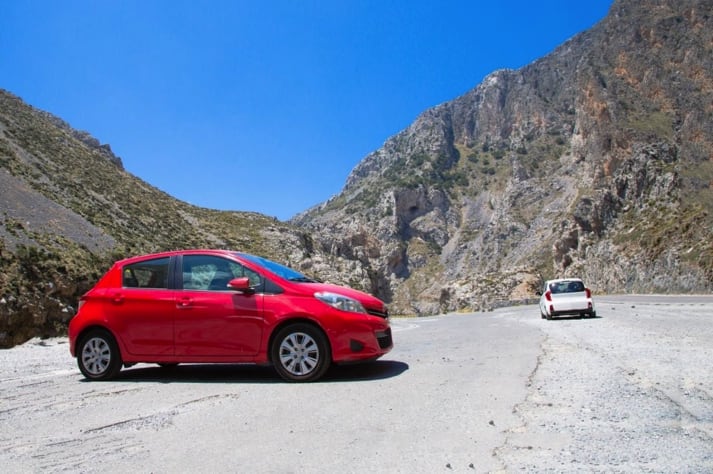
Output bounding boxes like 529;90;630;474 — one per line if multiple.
2;0;712;346
293;0;713;314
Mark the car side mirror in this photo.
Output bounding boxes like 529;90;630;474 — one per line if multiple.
228;277;251;292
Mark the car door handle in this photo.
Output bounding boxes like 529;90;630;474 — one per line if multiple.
177;298;192;309
110;293;124;304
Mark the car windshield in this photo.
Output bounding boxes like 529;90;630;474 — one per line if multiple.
236;252;316;282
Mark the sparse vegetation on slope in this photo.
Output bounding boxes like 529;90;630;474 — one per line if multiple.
0;90;321;347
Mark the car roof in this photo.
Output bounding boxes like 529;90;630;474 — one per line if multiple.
114;249;240;265
546;278;584;284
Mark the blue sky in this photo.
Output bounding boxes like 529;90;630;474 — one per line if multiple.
2;1;612;221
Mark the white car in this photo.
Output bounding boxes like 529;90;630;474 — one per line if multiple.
539;278;596;320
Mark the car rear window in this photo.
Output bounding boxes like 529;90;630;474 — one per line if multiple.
122;257;170;289
549;281;585;294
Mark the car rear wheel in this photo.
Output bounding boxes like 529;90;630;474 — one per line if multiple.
77;329;123;380
271;323;330;382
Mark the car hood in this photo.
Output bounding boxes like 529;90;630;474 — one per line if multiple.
298;282;384;308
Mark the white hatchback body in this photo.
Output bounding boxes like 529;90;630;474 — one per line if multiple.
539;278;596;319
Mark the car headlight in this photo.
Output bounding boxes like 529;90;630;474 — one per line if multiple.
314;292;367;314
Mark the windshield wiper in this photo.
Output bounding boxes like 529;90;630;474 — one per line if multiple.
288;276;316;283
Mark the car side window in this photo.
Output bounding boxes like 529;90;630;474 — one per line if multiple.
230;261;262;287
182;255;261;291
122;257;170;289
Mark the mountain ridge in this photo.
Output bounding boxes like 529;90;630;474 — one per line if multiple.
2;0;712;344
293;0;713;314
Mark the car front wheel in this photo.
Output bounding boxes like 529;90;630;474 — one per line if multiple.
271;323;330;382
77;329;123;380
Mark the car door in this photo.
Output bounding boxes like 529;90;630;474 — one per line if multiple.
174;254;264;357
109;256;175;356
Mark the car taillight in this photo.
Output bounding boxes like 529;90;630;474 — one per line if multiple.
585;288;591;298
544;291;552;302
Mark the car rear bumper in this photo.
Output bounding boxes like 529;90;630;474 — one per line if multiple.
550;309;595;317
545;297;595;317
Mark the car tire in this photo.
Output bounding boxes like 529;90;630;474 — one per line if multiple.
77;329;123;380
271;323;330;382
545;313;552;320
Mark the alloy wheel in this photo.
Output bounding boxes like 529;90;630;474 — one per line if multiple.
279;332;320;376
81;336;113;376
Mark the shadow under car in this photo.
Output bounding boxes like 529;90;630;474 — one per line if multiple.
81;359;409;384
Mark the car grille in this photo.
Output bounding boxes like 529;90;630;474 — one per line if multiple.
367;307;389;319
376;328;392;349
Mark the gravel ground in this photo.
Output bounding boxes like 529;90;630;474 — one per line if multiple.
498;296;713;472
1;295;711;473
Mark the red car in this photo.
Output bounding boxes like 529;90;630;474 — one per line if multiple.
69;249;392;382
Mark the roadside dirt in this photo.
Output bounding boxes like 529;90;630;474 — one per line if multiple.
1;295;712;472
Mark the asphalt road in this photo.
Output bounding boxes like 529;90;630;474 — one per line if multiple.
1;295;712;472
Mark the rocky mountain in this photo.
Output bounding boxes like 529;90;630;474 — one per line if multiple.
293;0;713;314
2;0;712;345
0;90;332;347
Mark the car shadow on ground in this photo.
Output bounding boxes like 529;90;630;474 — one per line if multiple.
325;360;409;382
101;359;409;384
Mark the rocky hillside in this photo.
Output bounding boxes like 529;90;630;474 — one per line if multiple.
0;90;332;347
293;0;713;314
2;0;712;345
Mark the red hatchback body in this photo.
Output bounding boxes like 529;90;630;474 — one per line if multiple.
69;249;392;382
